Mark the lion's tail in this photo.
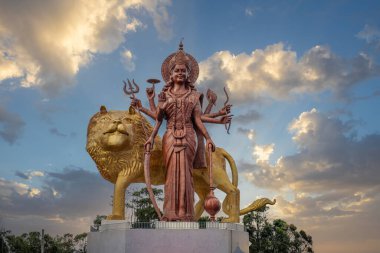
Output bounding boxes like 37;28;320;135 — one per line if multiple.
219;147;238;187
240;198;276;215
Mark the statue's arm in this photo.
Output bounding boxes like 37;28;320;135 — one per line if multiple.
140;107;156;120
203;101;214;115
131;98;156;120
203;89;217;114
201;114;232;124
203;104;232;118
146;87;157;114
193;102;215;151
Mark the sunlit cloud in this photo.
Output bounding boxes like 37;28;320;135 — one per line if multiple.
234;107;380;252
238;108;380;250
253;143;274;163
15;170;45;180
0;166;112;234
237;127;256;141
198;43;380;104
121;49;136;72
0;0;172;96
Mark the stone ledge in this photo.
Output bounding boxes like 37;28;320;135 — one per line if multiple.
99;220;245;231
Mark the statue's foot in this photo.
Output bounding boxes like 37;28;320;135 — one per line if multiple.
221;216;239;223
106;214;124;220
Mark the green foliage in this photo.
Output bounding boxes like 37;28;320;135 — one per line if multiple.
0;230;87;253
92;215;107;230
126;187;163;222
243;208;313;253
74;233;88;253
1;229;12;253
198;216;211;222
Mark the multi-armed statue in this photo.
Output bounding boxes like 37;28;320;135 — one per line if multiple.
86;42;275;223
126;41;232;221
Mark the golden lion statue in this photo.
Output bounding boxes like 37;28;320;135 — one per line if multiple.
86;105;275;222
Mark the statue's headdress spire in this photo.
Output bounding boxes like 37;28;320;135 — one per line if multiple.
169;39;190;71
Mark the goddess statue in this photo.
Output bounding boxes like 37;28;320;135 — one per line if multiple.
131;42;231;221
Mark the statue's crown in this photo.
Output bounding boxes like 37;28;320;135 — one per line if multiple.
169;40;191;71
161;40;199;84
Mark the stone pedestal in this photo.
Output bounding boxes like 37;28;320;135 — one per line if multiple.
88;221;248;253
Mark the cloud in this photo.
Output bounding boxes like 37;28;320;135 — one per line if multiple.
240;108;380;251
0;0;172;96
198;43;380;104
244;108;380;191
15;171;29;180
120;49;135;72
15;170;45;180
237;127;256;141
0;166;112;235
245;8;254;17
0;106;25;144
49;127;67;137
253;143;275;163
234;109;262;123
140;0;173;41
357;24;380;45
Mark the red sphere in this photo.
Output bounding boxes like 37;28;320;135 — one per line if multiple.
204;191;221;220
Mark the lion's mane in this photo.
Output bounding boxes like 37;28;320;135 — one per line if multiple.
86;107;161;183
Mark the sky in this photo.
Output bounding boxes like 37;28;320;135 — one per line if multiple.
0;0;379;252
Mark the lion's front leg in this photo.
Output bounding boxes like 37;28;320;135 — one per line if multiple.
107;161;143;220
221;187;240;223
107;175;131;220
215;179;240;223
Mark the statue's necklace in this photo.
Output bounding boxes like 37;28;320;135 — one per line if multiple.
169;88;191;138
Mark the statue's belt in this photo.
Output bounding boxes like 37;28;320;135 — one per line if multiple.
167;122;193;129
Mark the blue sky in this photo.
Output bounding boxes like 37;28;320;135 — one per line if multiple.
1;1;380;252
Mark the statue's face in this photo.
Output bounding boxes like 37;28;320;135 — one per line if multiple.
171;64;188;84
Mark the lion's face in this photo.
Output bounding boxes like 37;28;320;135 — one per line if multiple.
86;105;156;183
87;106;136;152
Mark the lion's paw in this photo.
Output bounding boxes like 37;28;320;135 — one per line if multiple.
221;216;240;223
106;214;124;220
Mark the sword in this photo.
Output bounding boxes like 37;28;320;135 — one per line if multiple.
144;144;163;220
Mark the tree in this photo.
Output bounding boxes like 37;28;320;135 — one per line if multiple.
92;215;107;231
243;208;313;253
126;187;163;222
1;230;88;253
74;233;87;253
0;229;11;253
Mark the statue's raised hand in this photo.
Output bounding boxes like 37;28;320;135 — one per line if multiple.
130;98;142;109
206;89;217;105
219;104;232;115
146;87;155;100
220;114;233;125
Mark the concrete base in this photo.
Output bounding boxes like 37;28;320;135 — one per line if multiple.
88;221;248;253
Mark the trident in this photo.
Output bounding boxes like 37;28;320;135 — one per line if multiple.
123;79;140;99
122;78;150;139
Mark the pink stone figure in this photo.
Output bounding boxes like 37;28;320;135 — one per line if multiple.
144;43;215;221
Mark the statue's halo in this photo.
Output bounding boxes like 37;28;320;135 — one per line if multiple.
161;52;199;84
